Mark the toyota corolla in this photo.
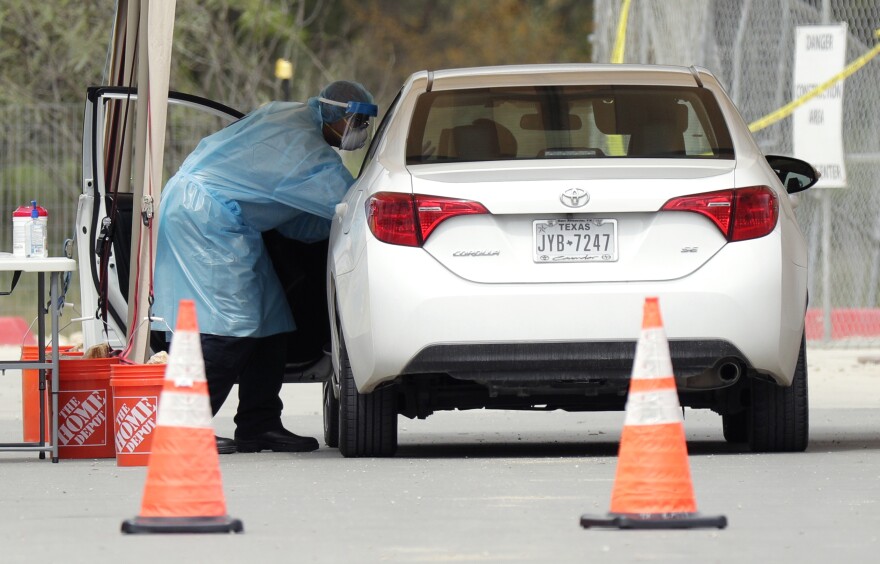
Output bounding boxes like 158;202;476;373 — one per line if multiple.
325;64;818;457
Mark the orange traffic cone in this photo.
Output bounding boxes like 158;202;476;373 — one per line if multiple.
580;297;726;530
122;300;243;534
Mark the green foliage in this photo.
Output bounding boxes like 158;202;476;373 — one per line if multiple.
341;0;594;106
1;0;594;110
0;1;108;104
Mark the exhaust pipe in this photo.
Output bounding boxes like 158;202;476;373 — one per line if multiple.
717;361;743;383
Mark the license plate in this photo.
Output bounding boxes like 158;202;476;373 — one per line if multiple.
533;219;618;263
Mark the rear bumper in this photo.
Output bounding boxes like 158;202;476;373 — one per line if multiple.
335;232;805;393
403;339;748;392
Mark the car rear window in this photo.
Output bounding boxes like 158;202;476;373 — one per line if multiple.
406;85;734;164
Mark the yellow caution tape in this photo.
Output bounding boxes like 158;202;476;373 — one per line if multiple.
749;28;880;132
608;0;633;155
611;0;633;65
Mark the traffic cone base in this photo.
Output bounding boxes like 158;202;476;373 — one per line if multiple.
121;515;244;534
580;512;727;530
580;297;726;530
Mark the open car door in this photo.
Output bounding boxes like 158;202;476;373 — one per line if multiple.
76;86;332;383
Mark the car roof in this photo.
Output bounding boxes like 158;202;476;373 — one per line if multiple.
407;64;713;91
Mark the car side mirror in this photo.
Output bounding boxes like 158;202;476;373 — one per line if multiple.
765;155;820;194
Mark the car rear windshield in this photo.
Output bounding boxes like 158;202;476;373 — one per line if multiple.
406;85;734;164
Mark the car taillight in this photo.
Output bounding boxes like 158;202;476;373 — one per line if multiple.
367;192;489;247
661;186;778;242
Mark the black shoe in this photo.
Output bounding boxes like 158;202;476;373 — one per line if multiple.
234;428;319;453
216;435;237;455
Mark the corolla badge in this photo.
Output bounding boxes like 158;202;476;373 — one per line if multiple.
453;250;500;257
560;188;589;208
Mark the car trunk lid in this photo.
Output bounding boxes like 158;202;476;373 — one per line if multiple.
405;160;737;284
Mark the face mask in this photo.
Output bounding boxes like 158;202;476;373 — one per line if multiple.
339;126;369;151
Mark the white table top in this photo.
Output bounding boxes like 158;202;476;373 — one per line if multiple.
0;254;77;272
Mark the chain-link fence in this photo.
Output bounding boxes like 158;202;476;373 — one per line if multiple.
0;103;82;340
593;0;880;346
0;101;226;337
2;1;878;347
0;103;82;258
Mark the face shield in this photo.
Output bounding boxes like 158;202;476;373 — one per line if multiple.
319;98;378;149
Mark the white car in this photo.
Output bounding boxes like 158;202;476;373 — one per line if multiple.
325;64;818;457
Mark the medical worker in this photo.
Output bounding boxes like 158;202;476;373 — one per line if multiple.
153;81;377;454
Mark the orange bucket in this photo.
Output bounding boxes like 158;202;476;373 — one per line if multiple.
20;345;82;443
53;357;119;459
110;364;165;467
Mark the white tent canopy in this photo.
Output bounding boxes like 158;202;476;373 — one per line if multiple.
104;0;176;362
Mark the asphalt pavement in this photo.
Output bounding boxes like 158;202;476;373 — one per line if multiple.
1;346;878;563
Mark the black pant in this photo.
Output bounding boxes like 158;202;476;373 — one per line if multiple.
200;333;287;436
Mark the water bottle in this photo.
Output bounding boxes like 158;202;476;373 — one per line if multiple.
24;200;48;258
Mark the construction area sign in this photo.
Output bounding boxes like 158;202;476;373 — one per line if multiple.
793;24;848;188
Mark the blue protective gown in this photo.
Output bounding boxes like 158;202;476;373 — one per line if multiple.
153;98;354;337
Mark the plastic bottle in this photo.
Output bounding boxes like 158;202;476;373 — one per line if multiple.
12;205;30;257
25;200;48;258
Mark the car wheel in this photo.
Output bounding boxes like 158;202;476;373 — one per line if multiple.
748;333;809;452
722;410;748;443
337;337;398;457
323;379;339;448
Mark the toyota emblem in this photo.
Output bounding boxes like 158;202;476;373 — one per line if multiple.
560;188;589;208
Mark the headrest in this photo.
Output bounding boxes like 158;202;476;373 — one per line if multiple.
592;94;688;135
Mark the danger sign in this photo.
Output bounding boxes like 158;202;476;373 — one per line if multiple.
793;24;848;188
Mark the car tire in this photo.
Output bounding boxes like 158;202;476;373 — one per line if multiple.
748;333;809;452
337;337;398;457
722;410;748;443
323;379;339;448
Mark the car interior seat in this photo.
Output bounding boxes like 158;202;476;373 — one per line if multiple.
626;97;688;157
437;128;454;159
451;119;518;161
